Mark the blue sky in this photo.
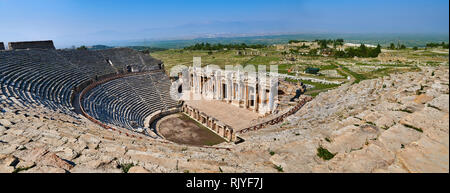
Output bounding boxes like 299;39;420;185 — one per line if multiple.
0;0;448;47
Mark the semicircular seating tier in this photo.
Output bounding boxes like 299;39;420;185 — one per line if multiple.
0;48;164;120
81;72;178;131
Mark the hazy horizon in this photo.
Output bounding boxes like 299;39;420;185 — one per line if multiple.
1;0;449;48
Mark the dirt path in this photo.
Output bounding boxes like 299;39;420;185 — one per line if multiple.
303;67;354;97
336;66;356;84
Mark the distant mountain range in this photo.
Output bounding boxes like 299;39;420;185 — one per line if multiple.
88;45;114;50
48;19;449;48
100;33;449;49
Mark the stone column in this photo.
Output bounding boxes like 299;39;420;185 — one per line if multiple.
197;74;201;94
214;76;218;100
227;76;232;103
244;83;249;109
237;82;242;106
193;73;197;93
268;78;277;113
216;74;221;100
254;85;259;113
258;86;265;114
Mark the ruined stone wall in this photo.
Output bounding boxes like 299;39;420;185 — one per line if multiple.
8;40;55;50
181;104;236;142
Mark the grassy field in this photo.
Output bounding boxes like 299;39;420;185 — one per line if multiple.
151;45;448;97
285;77;342;97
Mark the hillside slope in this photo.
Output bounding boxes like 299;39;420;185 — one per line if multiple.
1;66;448;173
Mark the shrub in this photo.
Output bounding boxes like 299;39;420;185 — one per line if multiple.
120;163;135;173
273;165;284;172
305;67;320;74
77;45;88;50
269;151;275;156
317;146;336;160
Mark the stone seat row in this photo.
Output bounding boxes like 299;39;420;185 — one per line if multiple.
0;48;160;116
0;50;92;113
81;72;178;132
83;84;157;129
57;50;117;77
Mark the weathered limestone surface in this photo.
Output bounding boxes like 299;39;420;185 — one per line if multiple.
128;166;150;173
0;66;448;173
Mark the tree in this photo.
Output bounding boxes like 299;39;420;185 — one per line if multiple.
413;46;418;50
288;40;304;44
77;45;88;50
184;42;266;50
389;43;396;50
319;40;328;49
359;44;368;57
376;44;382;51
334;50;346;58
333;39;344;47
289;48;299;54
369;44;382;57
299;43;309;49
309;49;318;56
336;43;381;58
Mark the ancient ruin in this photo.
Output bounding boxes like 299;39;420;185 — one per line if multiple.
184;66;278;116
0;39;448;173
8;40;56;50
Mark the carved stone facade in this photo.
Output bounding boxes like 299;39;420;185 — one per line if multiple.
176;66;279;142
184;66;279;116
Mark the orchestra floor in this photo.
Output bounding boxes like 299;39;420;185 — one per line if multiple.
184;98;260;131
